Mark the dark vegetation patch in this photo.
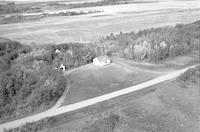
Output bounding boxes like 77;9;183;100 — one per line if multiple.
0;10;101;24
0;2;43;14
62;0;157;10
179;65;200;83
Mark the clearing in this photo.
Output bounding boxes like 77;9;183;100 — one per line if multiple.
62;50;199;106
38;65;200;132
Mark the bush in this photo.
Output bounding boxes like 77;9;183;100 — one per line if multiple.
179;66;200;82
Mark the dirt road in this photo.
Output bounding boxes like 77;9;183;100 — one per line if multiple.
0;65;198;131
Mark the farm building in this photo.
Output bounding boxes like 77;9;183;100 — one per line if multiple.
55;49;62;54
93;55;111;66
59;63;66;71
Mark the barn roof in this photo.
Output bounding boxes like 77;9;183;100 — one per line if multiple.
95;55;110;62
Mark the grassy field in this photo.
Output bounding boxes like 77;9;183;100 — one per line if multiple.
0;0;200;45
59;50;200;106
37;66;200;132
62;61;159;105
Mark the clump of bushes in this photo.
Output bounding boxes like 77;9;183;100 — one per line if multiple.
0;3;42;14
179;66;200;82
0;37;31;73
97;20;200;62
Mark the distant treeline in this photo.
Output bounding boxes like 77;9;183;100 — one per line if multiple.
0;3;43;14
0;0;148;15
0;10;101;24
60;0;152;9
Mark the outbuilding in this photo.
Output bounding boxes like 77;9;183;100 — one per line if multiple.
93;55;111;66
59;63;66;71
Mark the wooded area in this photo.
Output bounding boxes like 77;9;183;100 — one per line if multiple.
97;21;200;61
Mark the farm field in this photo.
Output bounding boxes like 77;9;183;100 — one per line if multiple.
0;0;200;45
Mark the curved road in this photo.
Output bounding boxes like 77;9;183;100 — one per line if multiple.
0;65;198;131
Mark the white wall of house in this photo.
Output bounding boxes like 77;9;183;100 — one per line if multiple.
93;57;110;66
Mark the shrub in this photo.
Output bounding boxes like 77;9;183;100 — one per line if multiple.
179;66;200;82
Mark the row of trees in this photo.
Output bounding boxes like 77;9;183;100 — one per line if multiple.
0;11;101;24
64;0;132;9
0;3;42;14
47;43;96;69
97;21;200;61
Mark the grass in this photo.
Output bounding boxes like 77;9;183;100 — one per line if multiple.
62;51;199;106
62;62;159;105
38;66;200;132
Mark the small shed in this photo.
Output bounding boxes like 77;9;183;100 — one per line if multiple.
55;49;62;54
93;55;111;66
59;64;66;71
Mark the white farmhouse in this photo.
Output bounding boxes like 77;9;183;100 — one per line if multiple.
93;55;111;66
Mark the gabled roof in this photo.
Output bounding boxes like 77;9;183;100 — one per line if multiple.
95;55;110;62
55;49;62;54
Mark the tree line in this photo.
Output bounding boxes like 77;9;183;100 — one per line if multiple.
97;21;200;62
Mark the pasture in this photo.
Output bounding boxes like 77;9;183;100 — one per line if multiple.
62;58;171;106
